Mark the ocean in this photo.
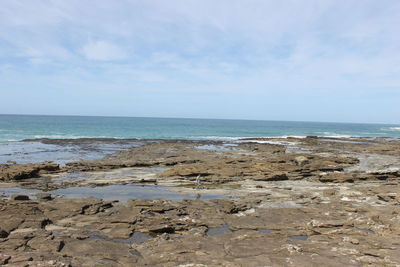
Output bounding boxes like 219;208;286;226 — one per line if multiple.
1;114;399;198
1;114;399;142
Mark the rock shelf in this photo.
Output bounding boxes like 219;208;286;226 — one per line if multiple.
0;137;399;266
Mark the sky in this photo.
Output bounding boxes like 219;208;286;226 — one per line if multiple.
0;0;399;124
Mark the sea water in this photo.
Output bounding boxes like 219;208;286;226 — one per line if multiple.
0;114;399;164
1;114;399;142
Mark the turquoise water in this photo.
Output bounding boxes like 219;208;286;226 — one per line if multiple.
0;114;399;142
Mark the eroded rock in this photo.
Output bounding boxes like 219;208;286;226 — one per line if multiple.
0;163;60;181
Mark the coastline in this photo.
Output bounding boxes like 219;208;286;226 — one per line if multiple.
1;136;400;266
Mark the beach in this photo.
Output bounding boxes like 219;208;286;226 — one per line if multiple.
1;136;400;266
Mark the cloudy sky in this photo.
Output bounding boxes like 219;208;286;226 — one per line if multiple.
0;0;399;123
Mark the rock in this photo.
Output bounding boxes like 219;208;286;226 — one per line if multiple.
27;237;65;253
255;173;288;181
0;163;60;181
295;156;309;166
308;219;351;228
344;237;360;245
40;218;53;229
366;211;381;223
8;255;33;263
0;254;11;265
283;244;303;254
377;194;396;202
11;194;30;201
148;225;175;234
0;217;24;233
82;201;114;215
36;193;53;201
343;206;357;212
318;173;355;183
0;228;9;238
62;239;139;264
0;138;400;266
100;224;134;239
323;189;337;196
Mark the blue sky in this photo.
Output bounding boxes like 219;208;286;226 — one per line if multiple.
0;0;399;123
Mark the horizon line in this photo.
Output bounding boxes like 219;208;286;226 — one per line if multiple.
0;113;398;126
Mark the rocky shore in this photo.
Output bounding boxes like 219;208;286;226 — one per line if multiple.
1;136;400;266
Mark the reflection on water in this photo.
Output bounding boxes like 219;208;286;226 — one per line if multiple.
0;141;142;166
52;167;165;183
195;144;241;152
0;184;230;202
207;224;232;236
257;229;274;234
357;228;375;234
289;235;308;241
87;231;151;245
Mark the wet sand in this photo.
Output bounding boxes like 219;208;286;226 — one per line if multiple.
0;136;400;266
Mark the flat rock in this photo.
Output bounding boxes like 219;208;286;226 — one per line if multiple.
0;163;60;181
11;194;30;201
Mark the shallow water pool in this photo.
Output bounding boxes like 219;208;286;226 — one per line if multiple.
0;184;231;202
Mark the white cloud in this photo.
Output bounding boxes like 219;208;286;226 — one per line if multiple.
81;40;127;61
0;0;399;100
